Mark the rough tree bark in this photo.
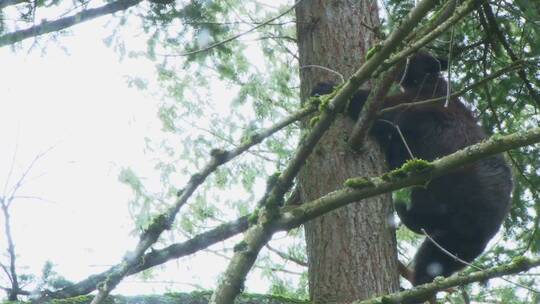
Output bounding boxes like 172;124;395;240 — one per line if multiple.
296;1;400;303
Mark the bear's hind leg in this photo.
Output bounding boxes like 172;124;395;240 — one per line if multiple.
413;233;486;286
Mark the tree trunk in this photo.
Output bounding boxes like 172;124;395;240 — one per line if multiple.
295;1;400;303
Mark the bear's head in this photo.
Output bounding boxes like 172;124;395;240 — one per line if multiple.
398;52;448;90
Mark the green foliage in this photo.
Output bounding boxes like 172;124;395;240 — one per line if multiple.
135;0;539;299
3;0;537;300
37;261;74;292
380;1;540;301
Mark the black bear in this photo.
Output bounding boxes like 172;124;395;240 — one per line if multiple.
311;52;513;286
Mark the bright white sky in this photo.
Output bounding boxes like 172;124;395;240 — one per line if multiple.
0;15;275;296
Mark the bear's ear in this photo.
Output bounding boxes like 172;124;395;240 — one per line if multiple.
437;57;448;71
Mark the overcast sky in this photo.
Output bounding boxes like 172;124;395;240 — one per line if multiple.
0;17;256;296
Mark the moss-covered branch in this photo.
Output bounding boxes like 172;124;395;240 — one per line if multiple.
42;216;250;300
378;0;481;76
43;127;540;303
348;0;484;149
353;257;540;304
39;104;315;304
209;1;441;303
89;104;316;304
277;127;540;229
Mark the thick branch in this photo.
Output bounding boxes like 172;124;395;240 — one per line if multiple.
354;257;540;304
89;104;317;303
37;104;315;302
209;1;440;303
210;126;540;304
43;216;250;300
0;0;142;48
277;127;540;230
379;0;481;76
43;126;540;301
348;65;401;147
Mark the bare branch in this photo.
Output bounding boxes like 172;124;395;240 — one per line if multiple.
37;104;315;302
265;245;307;267
378;0;481;77
348;65;400;147
42;126;540;302
445;24;456;107
3;131;19;199
379;60;523;115
0;0;142;48
480;3;540;108
88;103;317;304
1;202;19;300
177;1;303;57
6;145;55;204
0;263;12;282
209;0;442;302
300;65;345;83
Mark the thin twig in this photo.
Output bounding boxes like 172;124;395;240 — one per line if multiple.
421;229;540;294
481;3;540;108
300;65;345;83
379;61;523;115
3;129;20;199
445;25;455;107
177;1;303;57
1;200;19;300
378;120;415;160
265;244;307;267
89;103;317;304
43;126;540;301
6;145;56;203
209;1;451;302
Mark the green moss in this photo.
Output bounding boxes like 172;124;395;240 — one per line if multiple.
400;159;434;173
287;206;305;218
233;241;248;253
50;295;97;304
383;159;434;181
309;115;320;128
511;256;530;267
145;213;168;233
394;199;411;210
210;148;228;161
308;96;321;108
318;95;332;112
366;43;382;60
433;276;445;283
344;177;375;189
490;133;504;142
248;208;260;225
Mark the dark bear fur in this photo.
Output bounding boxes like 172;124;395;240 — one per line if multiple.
311;52;513;286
